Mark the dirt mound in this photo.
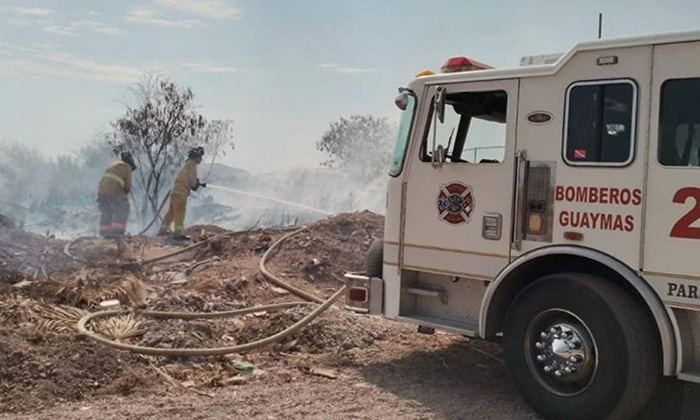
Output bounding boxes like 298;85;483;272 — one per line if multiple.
189;230;275;262
146;288;249;313
233;306;393;354
270;211;383;287
0;326;152;413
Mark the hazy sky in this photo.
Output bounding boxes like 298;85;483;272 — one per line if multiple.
1;0;699;173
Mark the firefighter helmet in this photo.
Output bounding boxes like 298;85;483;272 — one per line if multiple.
188;146;204;160
120;151;136;171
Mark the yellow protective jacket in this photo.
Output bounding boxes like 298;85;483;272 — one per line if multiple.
172;159;199;197
98;160;133;197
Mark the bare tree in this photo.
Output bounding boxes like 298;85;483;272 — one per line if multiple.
316;114;396;182
107;72;234;225
199;119;235;182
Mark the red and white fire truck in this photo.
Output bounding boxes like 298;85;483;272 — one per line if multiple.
344;29;700;420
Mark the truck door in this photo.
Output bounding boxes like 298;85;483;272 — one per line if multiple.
644;41;700;309
400;79;518;282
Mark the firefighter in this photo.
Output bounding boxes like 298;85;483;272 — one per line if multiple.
158;147;206;240
97;151;135;238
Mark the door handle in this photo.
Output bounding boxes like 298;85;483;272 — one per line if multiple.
512;149;528;251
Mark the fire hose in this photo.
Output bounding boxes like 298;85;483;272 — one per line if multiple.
137;191;171;236
76;227;347;356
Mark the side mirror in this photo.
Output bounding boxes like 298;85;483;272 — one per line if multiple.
435;86;446;124
395;91;409;110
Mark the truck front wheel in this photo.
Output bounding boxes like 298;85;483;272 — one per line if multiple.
503;273;660;420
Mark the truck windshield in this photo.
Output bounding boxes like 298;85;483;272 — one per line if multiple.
389;93;417;176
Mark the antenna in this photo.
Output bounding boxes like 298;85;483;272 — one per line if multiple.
598;13;603;39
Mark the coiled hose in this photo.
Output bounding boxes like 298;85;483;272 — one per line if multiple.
76;226;347;356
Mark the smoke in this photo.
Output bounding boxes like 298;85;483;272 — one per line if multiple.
0;140;389;238
0;141;113;237
188;166;387;231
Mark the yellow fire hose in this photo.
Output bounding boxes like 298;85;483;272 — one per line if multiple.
76;226;347;356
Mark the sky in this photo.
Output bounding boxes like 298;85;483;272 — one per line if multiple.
1;0;700;174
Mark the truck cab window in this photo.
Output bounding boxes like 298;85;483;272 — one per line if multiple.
564;80;637;166
420;90;508;164
659;78;700;167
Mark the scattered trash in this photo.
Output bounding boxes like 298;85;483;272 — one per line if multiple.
269;286;290;296
99;299;121;309
308;367;338;379
233;361;256;373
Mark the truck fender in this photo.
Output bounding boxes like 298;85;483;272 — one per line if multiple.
479;245;678;376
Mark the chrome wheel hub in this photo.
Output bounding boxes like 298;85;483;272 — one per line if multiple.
525;309;598;397
535;324;586;380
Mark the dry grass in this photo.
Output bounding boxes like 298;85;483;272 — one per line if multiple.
187;276;223;294
93;313;149;342
0;294;42;323
161;361;243;388
54;272;145;307
33;304;89;333
0;295;87;333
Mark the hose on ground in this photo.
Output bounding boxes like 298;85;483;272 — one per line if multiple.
137;230;236;266
258;226;325;304
76;227;347;356
137;192;171;236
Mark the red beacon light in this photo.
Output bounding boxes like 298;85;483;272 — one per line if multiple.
441;56;493;73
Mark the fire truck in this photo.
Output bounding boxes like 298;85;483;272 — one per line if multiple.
344;29;700;420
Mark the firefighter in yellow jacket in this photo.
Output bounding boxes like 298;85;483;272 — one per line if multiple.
159;147;206;240
97;151;135;238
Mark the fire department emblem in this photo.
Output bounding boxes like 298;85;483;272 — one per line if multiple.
436;182;475;225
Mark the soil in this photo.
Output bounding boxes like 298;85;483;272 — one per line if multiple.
0;213;391;415
0;326;153;413
0;211;693;419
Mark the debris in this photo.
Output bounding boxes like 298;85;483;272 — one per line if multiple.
233;361;256;373
165;272;188;284
147;360;215;398
99;299;121;309
0;212;398;414
269;286;290;296
11;280;33;289
308;367;338;379
225;376;248;385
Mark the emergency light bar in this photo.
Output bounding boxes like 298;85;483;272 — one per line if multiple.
441;56;493;73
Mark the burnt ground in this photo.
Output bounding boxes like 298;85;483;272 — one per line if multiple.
0;211;698;420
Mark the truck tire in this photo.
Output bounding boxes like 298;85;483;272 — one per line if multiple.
364;238;383;278
503;273;660;420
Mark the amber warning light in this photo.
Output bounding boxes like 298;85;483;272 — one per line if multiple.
441;56;493;73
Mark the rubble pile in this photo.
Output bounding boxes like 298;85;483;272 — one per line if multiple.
0;211;394;414
269;211;384;290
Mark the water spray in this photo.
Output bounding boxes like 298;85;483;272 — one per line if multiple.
206;184;333;216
